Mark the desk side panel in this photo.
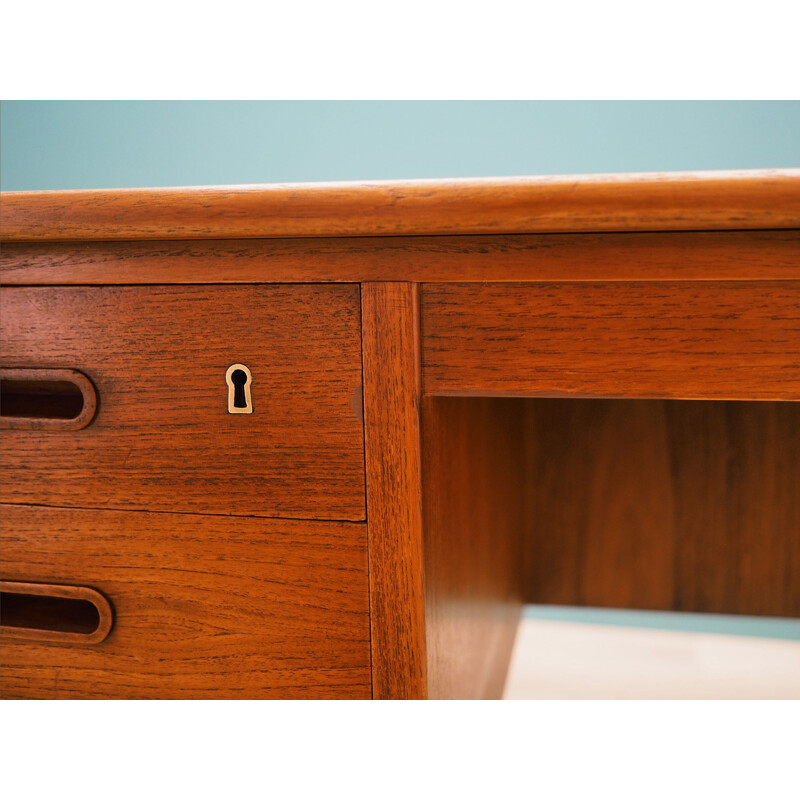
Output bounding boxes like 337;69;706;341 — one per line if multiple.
421;397;525;699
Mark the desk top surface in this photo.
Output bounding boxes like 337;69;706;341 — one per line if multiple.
3;168;800;243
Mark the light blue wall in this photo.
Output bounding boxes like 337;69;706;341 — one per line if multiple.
2;101;799;190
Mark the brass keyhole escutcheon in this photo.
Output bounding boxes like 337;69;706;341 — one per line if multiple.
225;364;253;414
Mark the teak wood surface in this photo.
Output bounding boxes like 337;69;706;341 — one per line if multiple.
3;169;799;241
1;505;371;699
422;281;800;401
361;287;527;699
361;283;428;699
1;284;365;520
421;397;525;699
522;399;800;618
2;169;799;699
4;231;799;285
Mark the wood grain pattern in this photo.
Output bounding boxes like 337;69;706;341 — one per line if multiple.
361;283;428;699
1;580;113;644
523;399;678;611
2;170;799;242
1;285;365;520
422;282;800;401
3;230;800;285
421;397;525;699
0;504;371;699
523;399;800;617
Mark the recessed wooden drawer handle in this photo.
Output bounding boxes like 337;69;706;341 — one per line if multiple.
0;581;113;644
0;368;98;431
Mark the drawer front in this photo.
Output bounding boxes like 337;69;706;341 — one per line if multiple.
423;281;800;400
0;505;371;699
0;285;365;519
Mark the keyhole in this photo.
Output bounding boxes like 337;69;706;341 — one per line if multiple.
231;369;248;408
225;363;253;414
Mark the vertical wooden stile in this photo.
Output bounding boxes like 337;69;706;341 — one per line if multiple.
361;282;428;699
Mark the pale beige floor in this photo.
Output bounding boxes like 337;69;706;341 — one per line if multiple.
503;619;800;699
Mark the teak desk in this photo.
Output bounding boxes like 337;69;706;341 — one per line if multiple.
1;169;799;699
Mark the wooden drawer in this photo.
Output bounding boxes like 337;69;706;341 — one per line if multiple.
422;281;800;400
0;504;371;699
0;285;365;519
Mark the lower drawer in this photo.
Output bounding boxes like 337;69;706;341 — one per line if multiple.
0;505;371;699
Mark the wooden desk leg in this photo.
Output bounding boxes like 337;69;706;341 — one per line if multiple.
362;283;524;699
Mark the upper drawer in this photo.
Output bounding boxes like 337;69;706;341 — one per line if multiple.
0;285;365;520
422;281;800;401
